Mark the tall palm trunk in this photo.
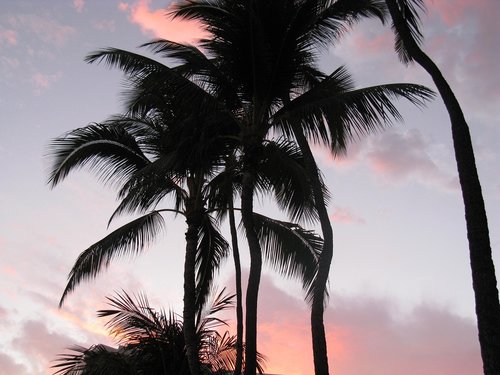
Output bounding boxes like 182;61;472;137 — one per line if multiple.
229;198;244;375
294;129;334;375
184;190;203;375
241;160;262;375
386;1;500;373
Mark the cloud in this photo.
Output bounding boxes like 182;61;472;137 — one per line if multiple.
0;353;29;375
364;129;458;190
121;0;207;44
92;19;116;32
32;71;62;94
254;276;482;375
73;0;85;13
423;0;500;114
427;0;486;27
5;14;75;48
9;320;77;375
118;2;129;11
330;206;366;224
328;0;500;125
0;29;17;46
317;129;458;192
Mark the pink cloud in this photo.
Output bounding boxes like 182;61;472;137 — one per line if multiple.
349;31;393;55
316;128;459;192
5;15;74;48
365;129;458;190
2;265;17;276
427;0;491;27
312;138;367;169
73;0;85;13
254;276;481;375
0;29;17;45
123;0;207;44
118;2;129;11
0;353;28;375
32;71;62;94
421;0;500;116
330;206;366;224
11;320;77;375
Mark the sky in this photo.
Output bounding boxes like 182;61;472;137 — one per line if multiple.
0;0;499;374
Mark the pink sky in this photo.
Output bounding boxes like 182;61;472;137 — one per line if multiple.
0;1;499;374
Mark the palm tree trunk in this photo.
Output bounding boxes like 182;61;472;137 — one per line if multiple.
184;206;202;375
294;129;333;375
241;167;262;375
386;1;500;373
229;198;244;375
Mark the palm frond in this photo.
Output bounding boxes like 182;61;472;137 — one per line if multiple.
275;66;434;154
141;39;242;108
48;123;150;188
172;0;232;25
108;165;186;225
256;139;318;224
59;212;165;307
310;0;387;48
99;291;178;343
199;331;237;373
195;215;230;312
52;344;135;375
85;47;165;77
389;0;426;64
204;155;242;219
253;213;323;303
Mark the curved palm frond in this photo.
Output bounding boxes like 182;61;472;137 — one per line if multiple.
48;123;150;188
195;216;230;312
85;47;166;77
253;212;323;304
59;212;165;307
171;1;233;32
256;139;319;224
87;47;227;121
275;66;435;153
196;287;234;333
389;0;426;64
308;0;387;49
108;165;186;226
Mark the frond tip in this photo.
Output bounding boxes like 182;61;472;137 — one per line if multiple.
59;211;165;307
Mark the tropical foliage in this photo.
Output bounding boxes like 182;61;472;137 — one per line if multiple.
48;1;441;375
52;290;266;375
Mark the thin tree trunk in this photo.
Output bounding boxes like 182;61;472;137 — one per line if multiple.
294;129;333;375
241;167;262;375
229;198;244;375
386;1;500;373
184;201;202;375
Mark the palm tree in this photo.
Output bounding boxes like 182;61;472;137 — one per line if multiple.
384;1;500;373
52;289;266;375
80;38;332;375
50;111;233;375
49;111;323;374
172;1;433;373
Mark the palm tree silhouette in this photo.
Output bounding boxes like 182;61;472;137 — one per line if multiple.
172;1;433;373
385;1;500;373
49;103;323;374
52;289;266;374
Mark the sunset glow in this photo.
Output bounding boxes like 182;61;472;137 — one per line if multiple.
1;1;499;374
